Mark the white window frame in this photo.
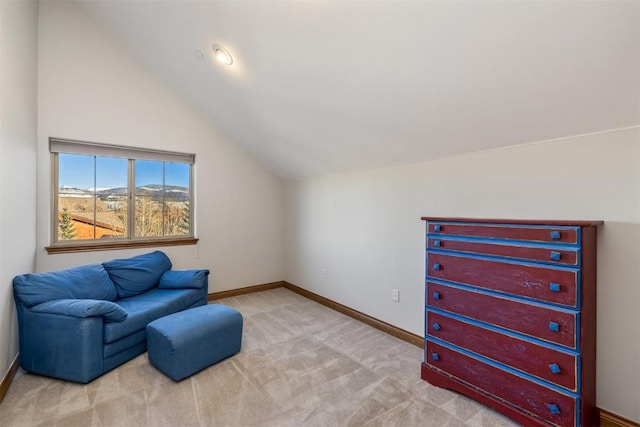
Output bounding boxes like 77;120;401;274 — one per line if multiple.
47;137;197;253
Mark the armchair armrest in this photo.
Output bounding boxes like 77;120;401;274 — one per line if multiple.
16;304;106;383
158;269;209;290
30;298;127;322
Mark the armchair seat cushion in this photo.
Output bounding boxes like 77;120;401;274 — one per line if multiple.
104;288;205;343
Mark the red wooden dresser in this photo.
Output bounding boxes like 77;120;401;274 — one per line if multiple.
421;217;602;427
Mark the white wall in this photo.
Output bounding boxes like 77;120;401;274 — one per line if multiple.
0;0;38;384
36;1;284;290
285;127;640;421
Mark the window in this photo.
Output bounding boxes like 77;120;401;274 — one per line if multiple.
48;138;196;253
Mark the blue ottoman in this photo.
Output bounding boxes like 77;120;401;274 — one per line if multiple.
146;304;243;381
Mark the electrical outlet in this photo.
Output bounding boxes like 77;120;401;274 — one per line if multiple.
392;289;399;302
322;269;327;279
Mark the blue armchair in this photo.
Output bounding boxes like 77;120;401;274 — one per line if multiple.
13;251;208;383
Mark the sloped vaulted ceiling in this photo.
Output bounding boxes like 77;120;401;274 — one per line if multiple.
77;1;639;180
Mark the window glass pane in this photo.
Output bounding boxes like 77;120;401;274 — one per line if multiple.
96;157;128;239
164;162;190;236
58;154;95;240
135;160;164;237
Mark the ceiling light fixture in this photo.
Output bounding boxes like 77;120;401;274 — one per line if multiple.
212;44;233;65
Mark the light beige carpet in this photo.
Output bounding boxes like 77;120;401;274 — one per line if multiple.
0;288;517;426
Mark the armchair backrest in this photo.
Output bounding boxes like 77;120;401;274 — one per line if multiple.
102;251;172;299
13;264;118;307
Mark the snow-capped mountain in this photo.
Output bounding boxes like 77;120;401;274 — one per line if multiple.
59;184;189;201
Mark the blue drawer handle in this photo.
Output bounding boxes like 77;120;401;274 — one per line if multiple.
550;282;561;292
434;240;441;247
550;251;561;261
434;225;441;232
548;404;560;415
433;263;441;271
550;230;561;240
432;323;441;331
549;363;561;374
549;321;560;332
431;352;439;361
433;292;440;300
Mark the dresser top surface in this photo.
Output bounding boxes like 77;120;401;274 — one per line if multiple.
421;217;603;227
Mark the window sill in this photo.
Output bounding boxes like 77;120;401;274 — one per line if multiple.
45;237;199;254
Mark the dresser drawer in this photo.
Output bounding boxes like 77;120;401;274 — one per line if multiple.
428;253;578;307
428;238;579;266
428;222;578;245
426;341;576;427
427;282;577;348
426;311;577;390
